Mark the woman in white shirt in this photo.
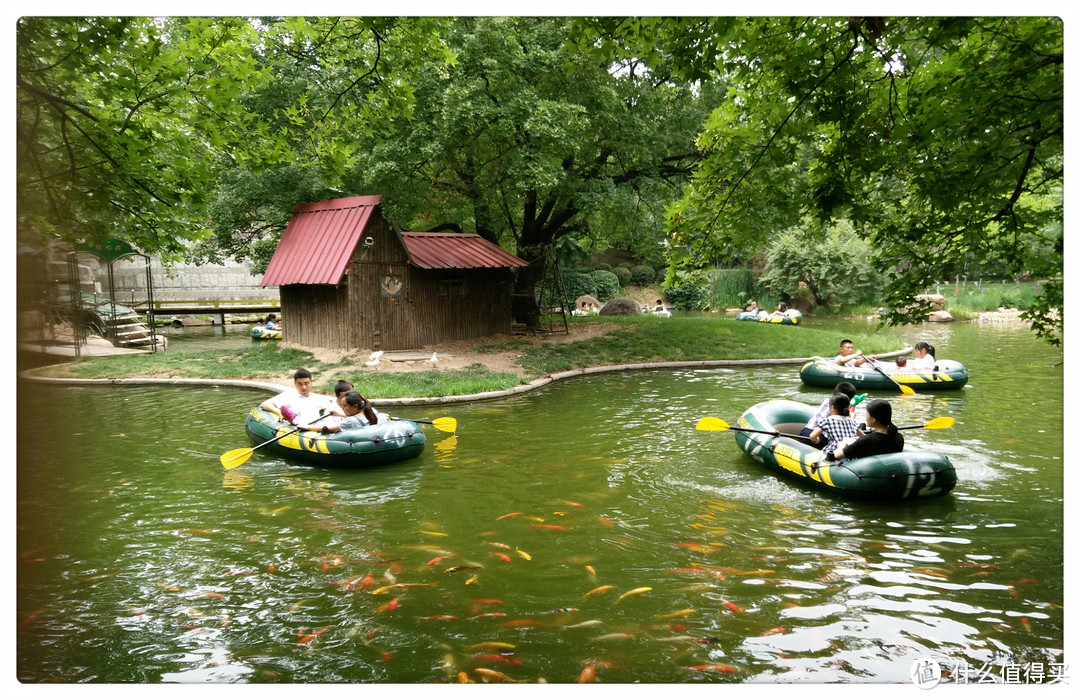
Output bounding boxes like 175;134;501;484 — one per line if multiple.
908;341;937;370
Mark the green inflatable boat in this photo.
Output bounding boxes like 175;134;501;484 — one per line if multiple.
250;325;283;341
731;400;957;500
244;407;426;468
735;310;803;325
799;356;968;391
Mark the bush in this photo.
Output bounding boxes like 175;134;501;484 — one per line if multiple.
630;265;657;286
590;270;621;301
612;266;632;286
665;282;709;311
560;271;597;306
709;267;759;309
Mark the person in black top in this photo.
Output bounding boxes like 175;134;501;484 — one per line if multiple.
828;399;904;461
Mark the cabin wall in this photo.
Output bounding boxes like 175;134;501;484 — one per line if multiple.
279;284;350;348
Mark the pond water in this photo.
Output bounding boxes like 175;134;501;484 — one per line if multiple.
15;319;1067;685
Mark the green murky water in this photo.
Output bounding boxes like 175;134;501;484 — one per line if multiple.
15;320;1065;684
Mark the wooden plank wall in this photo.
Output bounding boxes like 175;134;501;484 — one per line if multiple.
282;205;518;351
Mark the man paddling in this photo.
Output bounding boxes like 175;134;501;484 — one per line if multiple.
260;368;344;425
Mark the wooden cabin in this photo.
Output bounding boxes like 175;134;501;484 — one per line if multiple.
260;195;528;350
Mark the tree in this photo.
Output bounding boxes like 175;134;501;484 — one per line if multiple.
342;17;711;327
577;17;1064;343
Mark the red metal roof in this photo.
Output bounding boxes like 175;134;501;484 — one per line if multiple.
261;195;381;286
401;232;528;270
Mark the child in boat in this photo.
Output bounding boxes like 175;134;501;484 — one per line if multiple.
800;382;857;446
264;313;281;330
909;342;937;370
300;391;381;433
334;380;355;411
829;399;904;460
808;393;862;459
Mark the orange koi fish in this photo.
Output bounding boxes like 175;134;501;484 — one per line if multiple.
484;542;510;549
470;598;504;605
375;597;401;613
267;565;276;573
496;512;523;520
156;582;182;592
500;619;548;628
491;552;512;562
1008;578;1039;586
296;624;332;646
760;626;787;636
583;585;613;599
722;600;740;614
200;591;225;599
598;517;615;527
530;524;565;531
585;565;597;576
426;556;450;566
1020;617;1032;633
474;667;521;683
577;665;596;683
688;664;738;673
559;500;584;508
457;671;472;683
19;608;46;628
473;654;523;666
667;568;710;575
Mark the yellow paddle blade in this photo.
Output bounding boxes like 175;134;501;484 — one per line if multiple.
432;417;457;433
220;447;255;470
922;416;955;429
695;417;731;431
898;383;916;395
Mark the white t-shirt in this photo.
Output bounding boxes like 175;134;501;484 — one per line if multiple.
908;354;937;370
270;389;338;424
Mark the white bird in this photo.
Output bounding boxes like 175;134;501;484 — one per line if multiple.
365;350;384;368
428;352;438;368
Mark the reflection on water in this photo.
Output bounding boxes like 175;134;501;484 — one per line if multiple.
16;321;1064;683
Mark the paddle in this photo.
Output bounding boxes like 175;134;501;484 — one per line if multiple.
897;416;955;431
390;416;458;433
220;412;334;470
865;358;916;395
695;417;813;443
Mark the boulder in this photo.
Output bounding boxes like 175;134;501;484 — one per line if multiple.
575;294;601;310
927;310;954;323
790;297;813;314
915;294;947;312
599;298;643;316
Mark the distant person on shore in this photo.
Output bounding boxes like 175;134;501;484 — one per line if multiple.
828;399;904;461
264;313;281;330
835;338;874;367
261;369;343;425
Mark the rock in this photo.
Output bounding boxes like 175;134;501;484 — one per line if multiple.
178;315;213;326
575;294;601;310
915;294;947;312
790;297;813;314
724;308;744;316
927;310;954;323
599;298;643;316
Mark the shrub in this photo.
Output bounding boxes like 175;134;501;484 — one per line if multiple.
630;264;656;286
561;271;597;305
664;282;709;310
709;267;759;309
591;270;621;301
612;266;632;286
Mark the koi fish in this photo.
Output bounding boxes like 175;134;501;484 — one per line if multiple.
734;569;774;576
267;565;276;573
563;619;603;629
296;624;332;646
722;600;741;613
457;671;472;683
381;596;401;612
470;598;504;605
469;612;507;619
688;664;738;673
760;626;786;636
598;517;616;527
473;654;523;666
585;565;597;576
617;587;652;602
1008;578;1039;586
501;619;548;628
667;568;710;575
491;552;511;562
541;607;578;615
182;528;216;536
372;557;406;564
156;582;182;592
19;608;45;628
592;632;633;641
465;576;479;585
583;585;613;599
559;500;584;508
527;516;545;522
78;573;119;584
655;635;697;642
370;585;396;595
445;565;483;574
420;530;449;537
426;556;450;566
530;524;565;531
421;615;460;621
496;512;523;520
474;667;521;683
578;665;596;683
464;642;516;651
516;549;532;561
1020;617;1032;633
485;542;510;549
655;609;696;620
200;591;226;599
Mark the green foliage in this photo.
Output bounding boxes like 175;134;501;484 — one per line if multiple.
590;270;621;301
709;267;759;309
611;266;632;286
560;271;597;305
662;270;710;311
580;17;1063;343
760;220;882;308
630;265;657;286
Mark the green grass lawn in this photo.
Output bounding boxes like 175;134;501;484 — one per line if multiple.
38;314;904;398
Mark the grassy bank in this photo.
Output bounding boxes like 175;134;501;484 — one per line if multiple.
35;315;905;398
